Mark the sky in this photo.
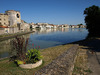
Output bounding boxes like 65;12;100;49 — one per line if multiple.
0;0;100;25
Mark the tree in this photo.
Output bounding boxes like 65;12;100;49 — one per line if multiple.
24;20;27;23
77;24;83;28
84;5;100;36
78;23;83;25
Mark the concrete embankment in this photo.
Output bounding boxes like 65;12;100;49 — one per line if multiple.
0;31;35;41
35;44;79;75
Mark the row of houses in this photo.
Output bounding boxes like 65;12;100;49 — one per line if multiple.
0;10;86;34
0;10;30;34
29;23;86;29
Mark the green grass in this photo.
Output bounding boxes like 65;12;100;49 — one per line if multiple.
72;46;92;75
84;69;92;73
0;44;73;75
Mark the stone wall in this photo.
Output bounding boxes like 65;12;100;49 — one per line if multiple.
5;10;21;26
0;27;19;35
0;13;9;26
35;44;79;75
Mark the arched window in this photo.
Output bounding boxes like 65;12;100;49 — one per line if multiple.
16;14;20;18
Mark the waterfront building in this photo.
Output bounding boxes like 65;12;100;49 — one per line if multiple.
0;13;9;27
74;25;79;28
0;10;30;34
57;24;69;28
53;25;57;28
76;24;86;28
5;10;21;27
20;20;30;31
0;10;21;27
62;24;69;28
46;24;53;28
36;23;48;29
71;25;75;28
29;22;36;29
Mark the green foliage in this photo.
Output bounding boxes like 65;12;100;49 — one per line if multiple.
84;5;100;36
84;69;92;73
11;36;42;65
15;60;24;65
24;20;27;23
77;24;83;28
26;49;42;63
77;23;83;25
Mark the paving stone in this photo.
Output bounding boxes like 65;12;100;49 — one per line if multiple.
35;44;79;75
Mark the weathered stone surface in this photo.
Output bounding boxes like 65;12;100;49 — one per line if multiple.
35;44;79;75
19;60;42;69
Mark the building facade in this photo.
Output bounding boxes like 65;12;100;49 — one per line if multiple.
5;10;21;27
0;10;21;27
0;13;9;26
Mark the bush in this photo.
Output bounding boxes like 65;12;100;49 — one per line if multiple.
11;36;42;65
11;36;29;61
25;48;42;63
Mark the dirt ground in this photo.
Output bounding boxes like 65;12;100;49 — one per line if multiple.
73;38;100;75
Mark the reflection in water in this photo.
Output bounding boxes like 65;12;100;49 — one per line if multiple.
0;39;11;58
34;28;69;34
0;34;30;58
0;28;88;58
29;28;88;49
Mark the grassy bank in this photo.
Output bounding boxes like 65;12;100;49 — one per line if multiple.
72;38;99;75
0;31;34;41
0;44;73;75
1;37;98;75
72;46;91;75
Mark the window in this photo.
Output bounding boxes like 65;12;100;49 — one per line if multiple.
0;22;1;25
16;14;20;18
0;19;1;20
4;23;6;25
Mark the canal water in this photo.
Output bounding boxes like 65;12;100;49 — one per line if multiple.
0;28;88;58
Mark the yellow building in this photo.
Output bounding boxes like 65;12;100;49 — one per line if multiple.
0;13;9;26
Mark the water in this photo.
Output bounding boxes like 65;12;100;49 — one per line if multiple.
0;28;88;58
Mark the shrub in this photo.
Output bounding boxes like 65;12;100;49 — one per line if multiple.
25;48;42;63
11;36;29;61
11;36;42;65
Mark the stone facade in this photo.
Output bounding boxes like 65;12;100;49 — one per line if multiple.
5;10;21;27
0;10;21;27
0;13;9;26
0;10;31;35
0;27;19;34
